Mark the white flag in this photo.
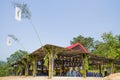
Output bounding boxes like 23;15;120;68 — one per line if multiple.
7;36;12;46
15;6;21;21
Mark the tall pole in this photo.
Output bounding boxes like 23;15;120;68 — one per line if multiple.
29;20;43;46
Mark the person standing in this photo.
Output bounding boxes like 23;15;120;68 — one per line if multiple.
73;67;82;77
104;67;107;76
66;67;74;76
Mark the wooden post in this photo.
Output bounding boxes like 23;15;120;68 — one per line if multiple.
60;60;63;76
33;56;37;77
99;64;101;73
99;64;102;76
83;54;89;78
41;60;44;73
110;61;114;74
48;53;54;79
25;64;29;76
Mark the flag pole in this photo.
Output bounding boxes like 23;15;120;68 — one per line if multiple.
29;19;43;46
14;3;43;48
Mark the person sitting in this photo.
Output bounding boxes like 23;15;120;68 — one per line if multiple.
66;67;74;77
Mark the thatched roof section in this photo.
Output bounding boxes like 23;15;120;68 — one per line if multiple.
88;53;120;64
30;44;88;59
30;44;120;65
30;44;65;58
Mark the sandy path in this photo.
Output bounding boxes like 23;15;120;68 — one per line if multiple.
0;76;105;80
0;73;120;80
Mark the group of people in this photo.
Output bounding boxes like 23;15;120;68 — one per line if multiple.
66;67;103;77
66;67;82;77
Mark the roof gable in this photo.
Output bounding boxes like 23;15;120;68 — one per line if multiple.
66;42;88;53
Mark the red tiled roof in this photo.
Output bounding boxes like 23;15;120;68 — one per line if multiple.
66;42;88;53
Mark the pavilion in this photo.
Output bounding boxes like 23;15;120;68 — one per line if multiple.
12;43;120;79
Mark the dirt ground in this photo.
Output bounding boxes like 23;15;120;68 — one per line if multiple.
104;73;120;80
0;73;120;80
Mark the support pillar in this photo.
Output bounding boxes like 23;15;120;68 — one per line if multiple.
59;61;63;76
48;53;54;79
83;54;89;78
41;60;44;73
32;56;37;77
99;64;102;76
110;61;114;74
25;63;29;76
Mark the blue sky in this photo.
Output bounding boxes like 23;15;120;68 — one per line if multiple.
0;0;120;61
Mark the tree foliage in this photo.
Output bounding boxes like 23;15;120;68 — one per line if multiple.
7;50;28;65
93;32;120;59
0;61;6;66
70;32;120;59
70;35;94;52
6;50;29;76
0;61;8;77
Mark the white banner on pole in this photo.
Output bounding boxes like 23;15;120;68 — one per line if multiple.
15;6;21;21
7;36;12;46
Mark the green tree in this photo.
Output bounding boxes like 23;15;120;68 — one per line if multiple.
0;61;6;66
70;35;94;52
7;50;29;76
0;61;9;76
93;32;120;59
7;50;28;65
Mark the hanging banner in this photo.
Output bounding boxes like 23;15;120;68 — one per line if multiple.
15;6;21;21
7;36;12;46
